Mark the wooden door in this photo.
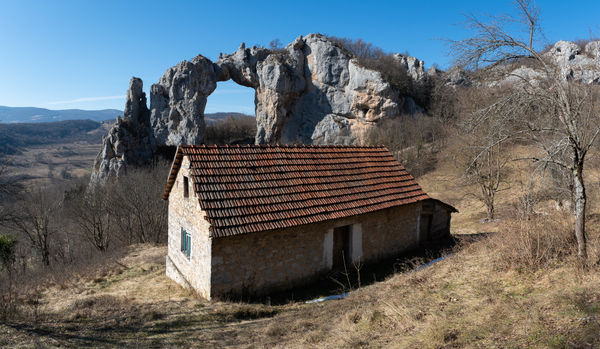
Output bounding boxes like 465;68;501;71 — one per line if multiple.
421;214;432;242
332;225;351;270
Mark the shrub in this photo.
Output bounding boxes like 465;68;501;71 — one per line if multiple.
489;211;577;271
368;114;445;177
0;234;17;272
327;36;434;107
204;115;256;145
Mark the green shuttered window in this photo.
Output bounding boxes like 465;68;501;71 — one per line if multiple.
180;228;191;258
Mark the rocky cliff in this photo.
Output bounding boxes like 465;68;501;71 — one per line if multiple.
92;34;427;181
92;34;600;182
91;77;154;183
545;40;600;83
483;40;600;87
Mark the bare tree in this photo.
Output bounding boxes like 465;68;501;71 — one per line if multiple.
109;162;169;244
269;38;283;50
451;0;600;258
463;141;510;221
69;185;113;251
454;86;514;221
10;188;62;266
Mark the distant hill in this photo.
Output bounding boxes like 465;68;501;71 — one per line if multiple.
0;106;122;123
0;119;108;155
0;112;255;155
204;112;254;124
0;106;253;124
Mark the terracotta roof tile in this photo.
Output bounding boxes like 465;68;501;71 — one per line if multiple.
163;145;431;238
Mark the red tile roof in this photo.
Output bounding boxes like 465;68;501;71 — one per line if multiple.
163;145;431;238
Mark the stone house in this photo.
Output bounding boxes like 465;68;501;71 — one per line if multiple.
162;145;456;299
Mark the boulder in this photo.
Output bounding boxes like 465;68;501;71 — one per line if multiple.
393;53;425;81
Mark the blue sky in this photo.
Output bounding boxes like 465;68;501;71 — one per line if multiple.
1;0;598;114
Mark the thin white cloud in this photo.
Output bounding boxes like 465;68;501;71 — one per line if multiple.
48;95;125;105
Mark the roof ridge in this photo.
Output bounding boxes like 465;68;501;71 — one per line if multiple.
181;144;387;149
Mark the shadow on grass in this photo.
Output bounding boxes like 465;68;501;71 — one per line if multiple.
2;321;121;346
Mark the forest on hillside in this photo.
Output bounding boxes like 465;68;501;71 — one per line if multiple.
0;120;107;155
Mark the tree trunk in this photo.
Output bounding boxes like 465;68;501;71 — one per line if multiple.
486;202;495;221
42;248;50;266
573;163;587;259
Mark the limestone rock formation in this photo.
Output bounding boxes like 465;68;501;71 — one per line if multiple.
544;40;600;83
393;53;425;81
91;77;153;182
491;40;600;87
150;55;218;145
214;34;408;145
91;36;600;182
91;34;430;182
92;34;430;181
444;67;472;87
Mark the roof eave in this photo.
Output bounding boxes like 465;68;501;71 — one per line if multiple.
162;146;185;200
428;198;459;213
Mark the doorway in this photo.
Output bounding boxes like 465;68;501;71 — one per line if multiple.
332;225;351;270
421;214;432;242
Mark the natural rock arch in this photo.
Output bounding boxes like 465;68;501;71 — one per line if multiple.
91;34;426;182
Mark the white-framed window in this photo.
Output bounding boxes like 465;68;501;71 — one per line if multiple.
180;228;191;258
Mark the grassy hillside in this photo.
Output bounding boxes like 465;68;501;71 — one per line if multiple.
2;145;600;348
2;237;599;347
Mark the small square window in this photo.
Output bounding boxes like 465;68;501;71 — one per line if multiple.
183;176;189;198
180;228;191;258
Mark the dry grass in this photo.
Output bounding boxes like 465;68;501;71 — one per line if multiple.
2;144;600;347
489;211;579;271
2;237;599;347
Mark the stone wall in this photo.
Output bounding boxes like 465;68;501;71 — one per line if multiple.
360;203;422;261
430;202;452;239
165;161;451;299
166;156;212;298
209;202;423;297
